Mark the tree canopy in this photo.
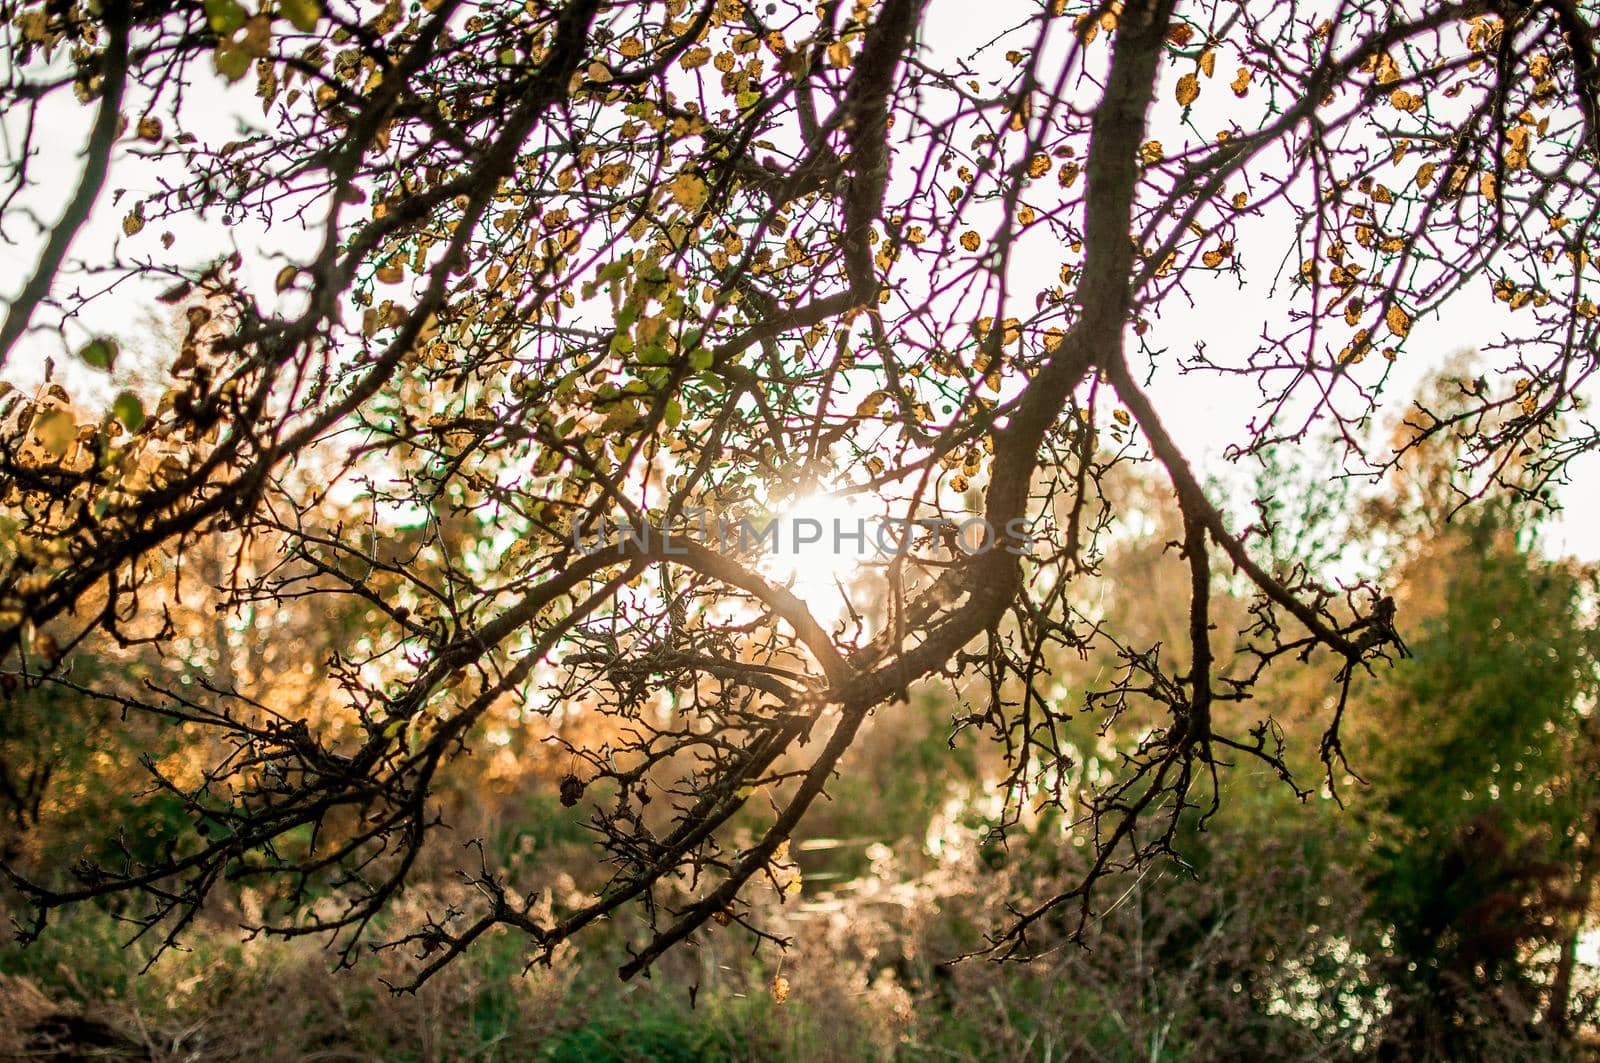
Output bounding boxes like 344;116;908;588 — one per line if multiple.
2;0;1599;987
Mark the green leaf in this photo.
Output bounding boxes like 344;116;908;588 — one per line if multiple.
214;44;251;81
112;391;145;434
687;348;713;371
204;0;248;35
78;337;118;372
664;399;683;429
279;0;322;32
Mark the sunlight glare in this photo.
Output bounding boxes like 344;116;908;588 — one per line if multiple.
759;490;878;626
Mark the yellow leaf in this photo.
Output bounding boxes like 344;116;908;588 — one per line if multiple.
32;632;58;661
667;172;709;211
960;231;981;252
1027;154;1050;178
771;975;790;1004
33;407;75;457
376;262;404;284
1414;162;1436;189
136;116;163;141
1385;304;1411;338
1139;140;1164;164
1202;248;1225;268
1010;98;1030;132
1230;67;1251;97
1175;72;1200;106
1389;88;1423;113
1199;49;1216;78
679;46;712;70
122;207;144;236
827;40;851;68
275;265;298;292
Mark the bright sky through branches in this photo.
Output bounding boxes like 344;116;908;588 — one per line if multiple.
4;0;1595;563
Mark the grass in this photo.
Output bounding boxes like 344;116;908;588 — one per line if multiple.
0;897;896;1062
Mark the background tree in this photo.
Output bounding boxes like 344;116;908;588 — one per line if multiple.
1345;385;1600;1054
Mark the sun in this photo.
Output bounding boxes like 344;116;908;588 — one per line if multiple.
759;489;878;626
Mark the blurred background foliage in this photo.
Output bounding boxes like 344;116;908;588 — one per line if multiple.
4;369;1599;1061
